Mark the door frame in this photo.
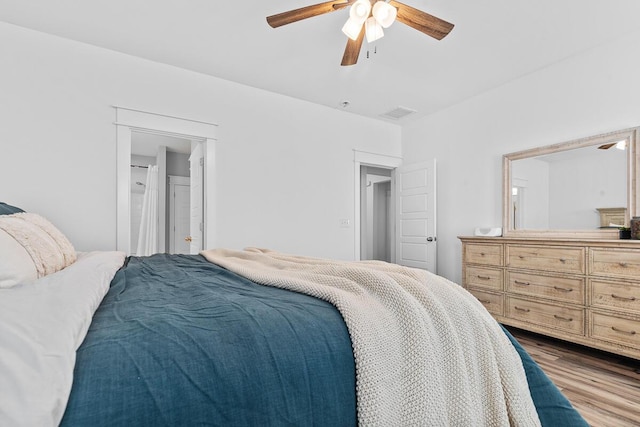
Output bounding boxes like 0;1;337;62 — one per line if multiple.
115;106;218;254
353;150;402;261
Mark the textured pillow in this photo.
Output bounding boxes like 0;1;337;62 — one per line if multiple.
22;213;77;266
0;213;76;287
0;202;24;216
0;229;37;288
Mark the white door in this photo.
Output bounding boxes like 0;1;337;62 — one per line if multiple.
189;143;205;254
169;176;191;254
395;160;437;272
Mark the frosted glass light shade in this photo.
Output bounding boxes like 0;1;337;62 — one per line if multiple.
372;1;397;28
365;17;384;43
342;17;364;40
350;0;372;21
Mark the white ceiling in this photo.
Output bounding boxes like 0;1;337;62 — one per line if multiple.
2;0;640;124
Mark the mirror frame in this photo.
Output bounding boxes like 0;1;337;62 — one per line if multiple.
503;126;640;239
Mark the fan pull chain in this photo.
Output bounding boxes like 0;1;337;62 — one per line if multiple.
366;45;378;59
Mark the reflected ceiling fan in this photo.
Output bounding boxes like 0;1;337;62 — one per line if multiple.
598;140;627;150
266;0;454;66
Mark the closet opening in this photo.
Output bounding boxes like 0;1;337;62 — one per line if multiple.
360;165;394;262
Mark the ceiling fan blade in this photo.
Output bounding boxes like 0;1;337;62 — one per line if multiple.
598;143;616;150
267;0;354;28
389;0;454;40
341;27;365;66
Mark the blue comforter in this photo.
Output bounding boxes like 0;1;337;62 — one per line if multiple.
61;254;587;426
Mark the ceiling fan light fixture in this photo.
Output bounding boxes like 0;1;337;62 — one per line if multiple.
372;1;397;28
342;0;371;40
365;17;384;43
350;0;372;22
342;17;364;40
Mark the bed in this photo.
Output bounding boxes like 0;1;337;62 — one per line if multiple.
0;203;589;426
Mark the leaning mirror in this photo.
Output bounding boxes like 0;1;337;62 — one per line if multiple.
503;127;639;238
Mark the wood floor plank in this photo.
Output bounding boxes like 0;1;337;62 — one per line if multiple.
507;327;640;427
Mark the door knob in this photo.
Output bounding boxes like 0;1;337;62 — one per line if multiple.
185;236;192;242
427;237;436;242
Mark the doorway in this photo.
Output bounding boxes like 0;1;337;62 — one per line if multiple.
169;175;191;254
129;132;193;255
353;151;437;272
360;166;393;262
115;107;218;255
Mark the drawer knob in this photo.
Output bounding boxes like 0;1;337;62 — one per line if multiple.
478;299;491;304
477;275;491;280
553;286;573;293
559;258;566;264
514;306;530;313
618;262;628;268
514;280;530;286
611;326;637;335
611;294;637;302
553;314;573;322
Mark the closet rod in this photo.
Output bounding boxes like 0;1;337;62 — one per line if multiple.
130;164;149;169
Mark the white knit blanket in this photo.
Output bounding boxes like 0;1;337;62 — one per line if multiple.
201;248;541;427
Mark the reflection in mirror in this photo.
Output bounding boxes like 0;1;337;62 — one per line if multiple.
511;144;626;229
503;127;639;238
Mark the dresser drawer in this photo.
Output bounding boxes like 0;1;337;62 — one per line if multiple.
506;271;584;304
465;266;503;290
506;296;584;335
590;248;640;279
467;289;503;316
591;279;640;314
507;245;584;274
590;311;640;350
464;243;503;266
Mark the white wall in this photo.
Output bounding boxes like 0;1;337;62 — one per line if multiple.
402;29;640;283
0;22;401;260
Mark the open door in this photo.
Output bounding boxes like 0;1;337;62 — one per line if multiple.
189;143;205;254
395;160;437;272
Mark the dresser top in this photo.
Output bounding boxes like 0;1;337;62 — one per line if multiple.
458;236;640;248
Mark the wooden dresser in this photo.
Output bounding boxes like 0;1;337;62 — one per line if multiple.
459;236;640;360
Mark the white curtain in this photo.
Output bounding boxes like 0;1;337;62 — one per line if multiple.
136;165;159;256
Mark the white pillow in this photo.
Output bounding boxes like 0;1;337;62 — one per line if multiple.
0;229;38;288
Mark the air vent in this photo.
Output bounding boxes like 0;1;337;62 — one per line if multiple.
381;106;417;120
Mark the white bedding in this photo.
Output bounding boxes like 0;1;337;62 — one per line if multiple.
0;251;126;427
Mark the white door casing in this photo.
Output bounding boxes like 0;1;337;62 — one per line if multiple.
115;107;218;254
395;160;437;273
353;150;402;261
189;143;205;254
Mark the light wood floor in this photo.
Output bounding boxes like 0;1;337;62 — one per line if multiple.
508;327;640;427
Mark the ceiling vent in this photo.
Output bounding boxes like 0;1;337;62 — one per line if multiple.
381;106;417;120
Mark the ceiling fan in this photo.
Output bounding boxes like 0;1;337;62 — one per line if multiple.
266;0;454;66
